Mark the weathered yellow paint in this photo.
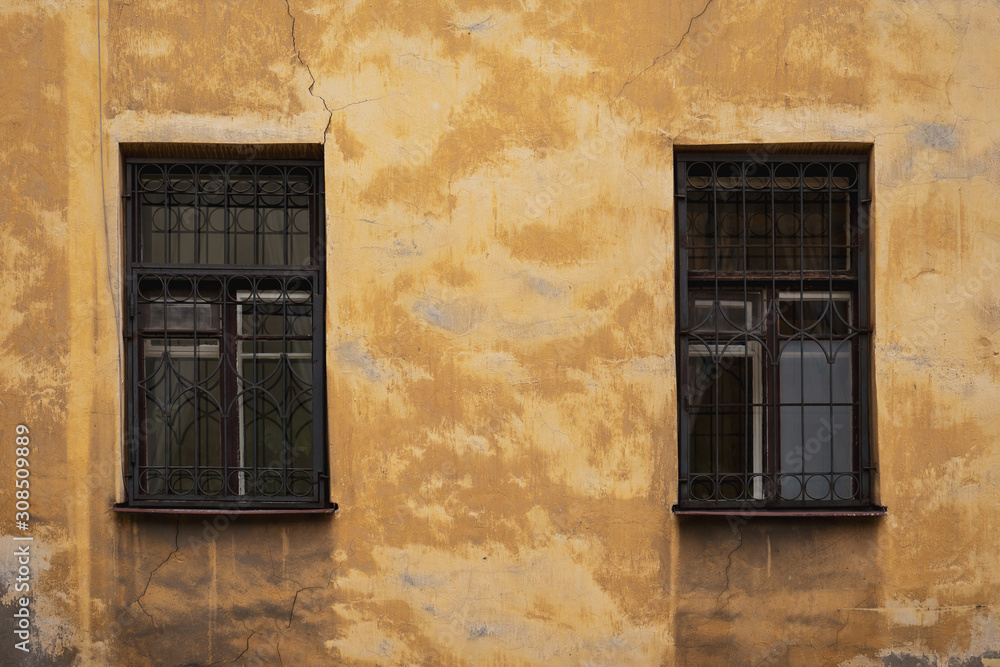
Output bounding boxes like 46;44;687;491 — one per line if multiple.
1;0;999;664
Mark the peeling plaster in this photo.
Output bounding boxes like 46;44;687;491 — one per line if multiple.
3;0;1000;664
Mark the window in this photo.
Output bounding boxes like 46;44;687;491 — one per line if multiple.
124;157;329;509
674;151;877;512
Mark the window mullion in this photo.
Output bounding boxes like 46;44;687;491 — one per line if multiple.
251;285;259;495
768;163;778;501
282;280;289;494
828;163;836;487
740;170;750;501
798;168;806;501
192;282;206;495
712;162;720;493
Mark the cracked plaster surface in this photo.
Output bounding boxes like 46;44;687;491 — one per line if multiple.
4;0;1000;664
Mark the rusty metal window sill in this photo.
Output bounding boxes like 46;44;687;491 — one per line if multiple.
112;503;337;515
672;505;886;518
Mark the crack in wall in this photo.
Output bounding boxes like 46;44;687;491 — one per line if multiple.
121;517;180;631
329;94;395;112
284;0;332;145
134;599;157;632
287;586;321;628
233;628;255;664
208;624;255;665
714;525;743;616
260;523;327;632
610;0;717;108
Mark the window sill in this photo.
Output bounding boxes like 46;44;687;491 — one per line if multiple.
672;505;886;518
112;503;338;515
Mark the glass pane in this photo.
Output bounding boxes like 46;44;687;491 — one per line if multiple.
716;191;742;272
802;192;851;272
140;340;222;494
287;393;314;469
239;296;312;337
778;295;851;337
779;340;852;404
138;163;319;266
773;193;799;271
771;192;853;272
170;202;198;263
141;198;165;262
290;209;312;265
779;406;852;500
690;291;764;336
688;352;753;475
241;382;285;472
232;207;256;264
139;278;222;333
745;192;772;272
681;160;857;278
141;302;219;333
238;338;314;491
687;191;714;271
261;207;286;264
201;208;225;264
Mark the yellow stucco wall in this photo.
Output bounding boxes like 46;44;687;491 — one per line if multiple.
1;0;999;664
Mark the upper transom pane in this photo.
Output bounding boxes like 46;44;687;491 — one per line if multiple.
135;162;321;266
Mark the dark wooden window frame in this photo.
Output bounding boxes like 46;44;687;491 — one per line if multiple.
121;157;332;511
673;151;882;515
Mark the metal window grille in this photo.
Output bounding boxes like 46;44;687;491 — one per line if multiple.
124;159;328;509
674;153;874;510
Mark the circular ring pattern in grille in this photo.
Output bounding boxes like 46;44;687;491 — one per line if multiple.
689;475;715;500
